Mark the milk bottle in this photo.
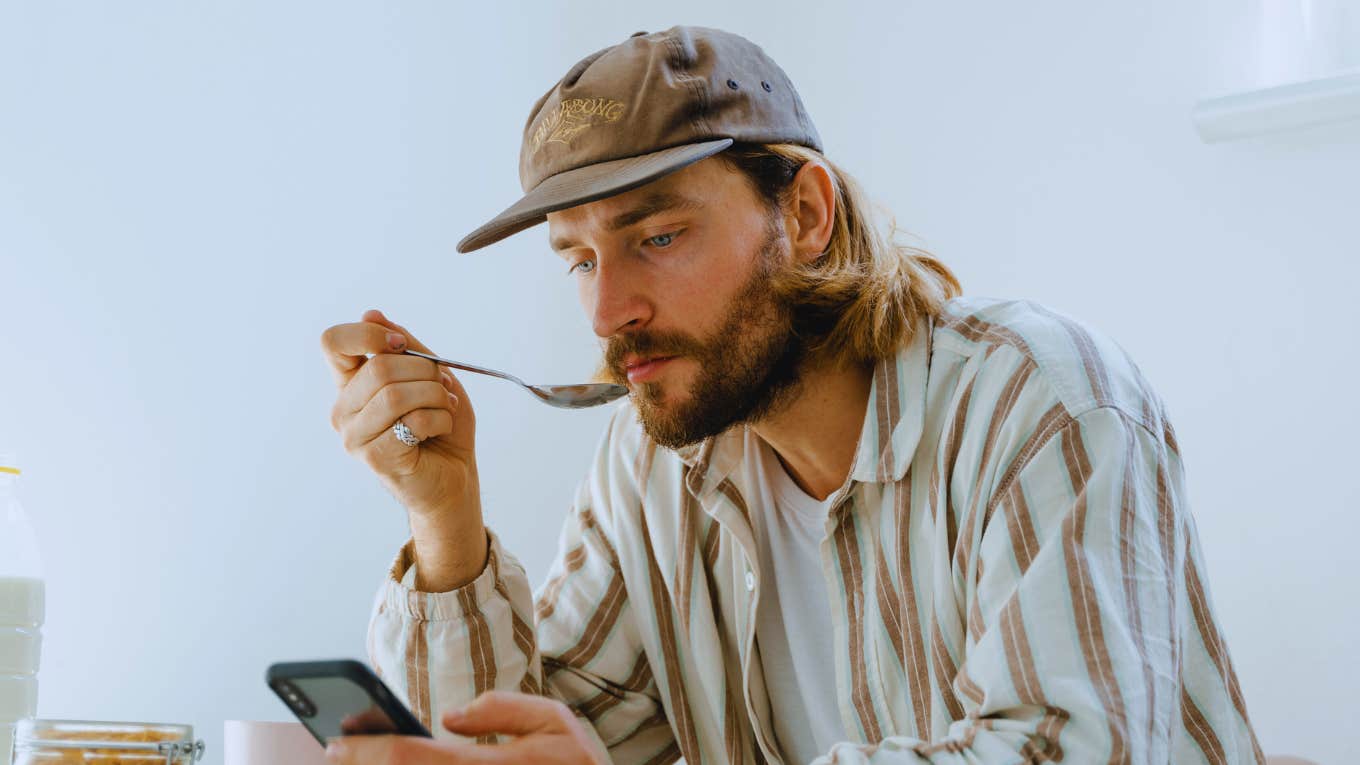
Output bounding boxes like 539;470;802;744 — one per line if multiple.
0;457;44;765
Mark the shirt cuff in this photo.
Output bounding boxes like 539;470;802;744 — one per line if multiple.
380;528;504;622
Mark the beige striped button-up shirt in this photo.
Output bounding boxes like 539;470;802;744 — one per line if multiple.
368;297;1263;764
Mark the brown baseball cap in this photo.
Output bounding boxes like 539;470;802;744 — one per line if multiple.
456;25;822;253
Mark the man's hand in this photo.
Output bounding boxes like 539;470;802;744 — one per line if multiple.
321;308;488;591
324;691;610;765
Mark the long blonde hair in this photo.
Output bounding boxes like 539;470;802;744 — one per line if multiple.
588;144;962;383
722;142;962;367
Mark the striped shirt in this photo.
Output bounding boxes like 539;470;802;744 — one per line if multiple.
368;296;1263;764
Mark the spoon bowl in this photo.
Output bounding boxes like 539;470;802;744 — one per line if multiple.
402;350;628;410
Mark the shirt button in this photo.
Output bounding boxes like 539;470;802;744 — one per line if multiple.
744;570;756;592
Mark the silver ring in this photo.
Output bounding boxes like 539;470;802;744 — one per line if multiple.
392;419;420;447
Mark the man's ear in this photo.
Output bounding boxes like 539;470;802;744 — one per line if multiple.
785;160;836;264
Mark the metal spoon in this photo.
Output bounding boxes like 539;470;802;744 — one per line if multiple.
402;349;628;410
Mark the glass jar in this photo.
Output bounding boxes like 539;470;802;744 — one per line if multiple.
11;720;205;765
0;459;44;765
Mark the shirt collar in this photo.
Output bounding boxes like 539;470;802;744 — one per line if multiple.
675;316;934;501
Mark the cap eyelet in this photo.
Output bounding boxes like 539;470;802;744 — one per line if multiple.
726;79;740;90
761;80;772;92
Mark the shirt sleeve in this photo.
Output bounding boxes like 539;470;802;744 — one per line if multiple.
367;425;678;763
809;406;1262;764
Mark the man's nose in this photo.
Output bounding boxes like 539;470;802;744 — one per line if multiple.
589;258;651;338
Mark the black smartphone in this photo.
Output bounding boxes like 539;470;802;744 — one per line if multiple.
266;659;432;747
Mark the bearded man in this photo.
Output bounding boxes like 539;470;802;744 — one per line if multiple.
320;26;1262;765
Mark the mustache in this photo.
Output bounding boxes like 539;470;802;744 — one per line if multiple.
604;331;707;373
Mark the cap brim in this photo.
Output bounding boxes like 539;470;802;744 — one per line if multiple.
456;138;734;253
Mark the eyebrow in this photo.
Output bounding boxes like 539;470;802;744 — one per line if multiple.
550;192;704;253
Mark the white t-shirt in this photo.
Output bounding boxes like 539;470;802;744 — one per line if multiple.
742;433;849;764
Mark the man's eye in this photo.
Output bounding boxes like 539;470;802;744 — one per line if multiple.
569;259;596;276
645;232;678;248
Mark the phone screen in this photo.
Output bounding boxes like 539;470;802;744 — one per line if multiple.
283;676;407;742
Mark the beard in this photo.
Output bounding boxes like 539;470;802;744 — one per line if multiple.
599;224;809;450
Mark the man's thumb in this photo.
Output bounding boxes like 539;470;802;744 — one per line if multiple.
442;691;569;738
361;309;434;355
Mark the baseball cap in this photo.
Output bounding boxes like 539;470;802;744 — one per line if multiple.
456;25;822;253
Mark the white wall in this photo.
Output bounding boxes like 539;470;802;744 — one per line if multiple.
1;1;1355;763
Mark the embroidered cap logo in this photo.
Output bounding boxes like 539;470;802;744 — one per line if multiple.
532;97;627;150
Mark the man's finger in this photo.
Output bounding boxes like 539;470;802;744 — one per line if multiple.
321;321;408;382
359;309;475;405
442;691;576;738
362;309;435;355
324;734;484;765
335;353;442;418
346;379;454;447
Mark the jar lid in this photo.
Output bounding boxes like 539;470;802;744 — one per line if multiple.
14;719;206;762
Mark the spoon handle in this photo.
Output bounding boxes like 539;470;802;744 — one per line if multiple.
401;350;525;387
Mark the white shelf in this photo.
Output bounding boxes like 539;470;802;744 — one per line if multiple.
1192;68;1360;142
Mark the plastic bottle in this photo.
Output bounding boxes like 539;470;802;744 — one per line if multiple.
0;455;44;765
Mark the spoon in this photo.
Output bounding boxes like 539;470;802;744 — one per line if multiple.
401;349;629;410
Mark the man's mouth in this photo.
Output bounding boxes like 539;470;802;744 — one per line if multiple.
624;355;678;383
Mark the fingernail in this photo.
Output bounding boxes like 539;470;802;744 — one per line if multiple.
324;741;345;761
387;332;406;350
448;393;459;409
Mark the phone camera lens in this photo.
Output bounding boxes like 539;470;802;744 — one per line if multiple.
274;681;315;717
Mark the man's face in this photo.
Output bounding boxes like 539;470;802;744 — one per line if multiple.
547;157;808;449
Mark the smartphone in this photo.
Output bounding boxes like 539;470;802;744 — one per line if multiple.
266;659;432;747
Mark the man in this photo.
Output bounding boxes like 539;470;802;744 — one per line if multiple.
321;26;1262;765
